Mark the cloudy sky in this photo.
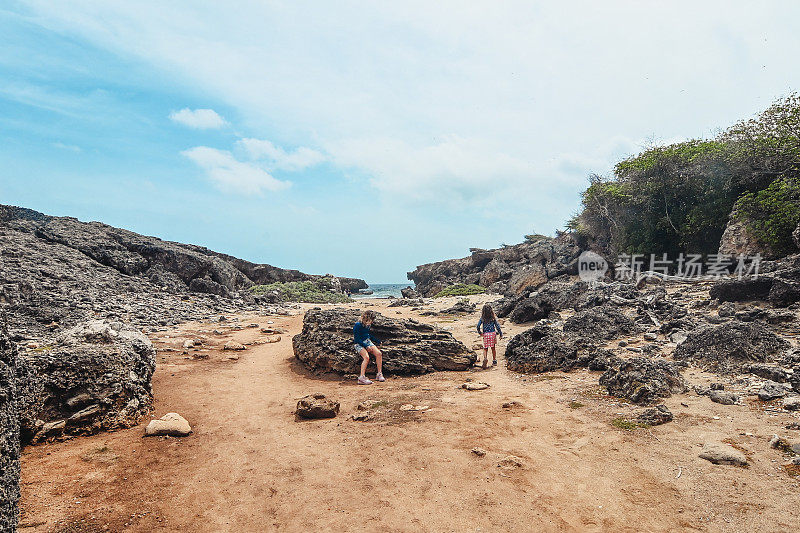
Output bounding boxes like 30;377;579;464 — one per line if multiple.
2;1;799;282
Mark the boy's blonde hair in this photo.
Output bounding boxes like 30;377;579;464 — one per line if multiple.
360;310;377;324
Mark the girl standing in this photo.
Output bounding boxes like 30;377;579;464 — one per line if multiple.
477;304;502;369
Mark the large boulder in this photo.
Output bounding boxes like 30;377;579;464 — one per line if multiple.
673;322;789;374
505;324;578;373
16;320;156;443
406;233;583;297
0;325;19;532
718;207;775;259
599;357;688;404
293;308;475;375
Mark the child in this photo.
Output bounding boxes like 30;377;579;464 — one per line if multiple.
353;310;385;385
477;304;502;369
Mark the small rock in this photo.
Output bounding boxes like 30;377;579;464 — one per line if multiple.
782;397;800;411
699;442;747;466
223;341;246;351
296;393;339;419
462;382;490;391
471;447;487;457
644;333;657;341
263;335;281;344
145;413;192;437
498;455;524;469
669;331;688;344
709;390;739;406
636;404;673;426
351;412;370;421
787;422;800;430
182;340;195;349
502;401;524;409
710;383;725;391
758;380;787;401
247;323;259;328
618;340;628;347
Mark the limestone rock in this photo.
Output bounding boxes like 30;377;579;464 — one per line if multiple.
296;394;339;419
709;391;739;405
758;380;788;401
292;308;475;375
699;442;747;466
223;341;246;351
673;322;788;374
0;326;20;532
783;396;800;411
145;412;192;437
599;357;688;405
636;405;673;426
17;320;156;444
505;324;578;374
462;382;490;391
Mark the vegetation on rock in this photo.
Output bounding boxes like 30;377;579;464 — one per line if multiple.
433;284;486;298
570;93;800;259
250;280;351;303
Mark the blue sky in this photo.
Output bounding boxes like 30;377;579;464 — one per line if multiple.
2;1;799;283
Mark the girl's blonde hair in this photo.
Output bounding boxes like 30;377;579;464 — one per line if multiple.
481;304;497;324
360;310;377;324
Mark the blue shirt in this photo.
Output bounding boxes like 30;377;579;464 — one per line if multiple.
354;321;381;347
477;319;502;336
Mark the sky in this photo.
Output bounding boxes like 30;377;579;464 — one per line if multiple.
1;1;799;283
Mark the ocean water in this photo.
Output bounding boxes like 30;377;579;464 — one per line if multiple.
350;283;410;299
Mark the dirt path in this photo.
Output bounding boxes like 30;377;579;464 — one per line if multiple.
18;298;800;532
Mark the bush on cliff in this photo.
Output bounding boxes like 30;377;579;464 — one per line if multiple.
570;93;800;259
735;177;800;257
433;284;486;298
250;280;351;303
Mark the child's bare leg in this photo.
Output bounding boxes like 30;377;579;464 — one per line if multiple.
491;346;497;362
370;346;383;375
482;348;488;368
359;349;369;377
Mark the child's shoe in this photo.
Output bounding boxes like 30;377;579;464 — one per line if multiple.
375;372;385;382
358;375;373;385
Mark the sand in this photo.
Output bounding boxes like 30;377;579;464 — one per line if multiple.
18;295;800;532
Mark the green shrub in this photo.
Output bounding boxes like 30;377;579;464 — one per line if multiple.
736;178;800;256
433;284;486;298
250;281;351;303
572;93;800;260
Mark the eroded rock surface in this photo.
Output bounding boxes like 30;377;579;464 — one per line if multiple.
505;325;578;373
599;357;688;404
17;320;156;444
296;394;339;419
0;324;19;532
407;233;583;297
673;322;788;374
293;308;475;375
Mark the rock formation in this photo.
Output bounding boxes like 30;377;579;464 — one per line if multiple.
599;358;689;404
293;308;475;374
673;322;789;374
504;324;578;373
407;233;584;297
16;320;156;444
0;323;19;532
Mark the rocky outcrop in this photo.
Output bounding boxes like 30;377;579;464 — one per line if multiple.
673;322;789;374
293;308;475;375
407;233;584;297
709;254;800;307
718;207;775;259
0;204;363;300
563;306;639;341
504;324;578;373
599;358;688;404
16;320;156;444
0;324;19;532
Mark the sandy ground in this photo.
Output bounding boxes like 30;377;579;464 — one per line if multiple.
18;295;800;532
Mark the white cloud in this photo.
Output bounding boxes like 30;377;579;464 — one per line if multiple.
52;141;81;152
237;138;326;171
181;146;290;194
169;108;227;129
